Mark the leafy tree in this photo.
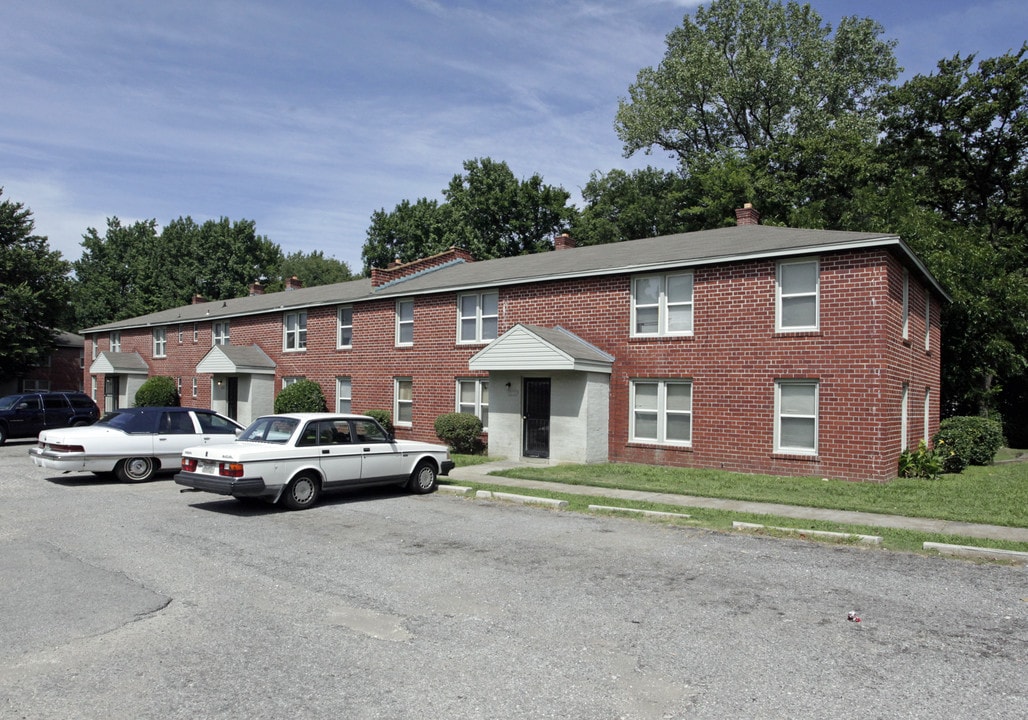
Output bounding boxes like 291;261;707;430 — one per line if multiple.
571;167;692;245
267;250;354;292
879;47;1028;418
0;189;73;379
185;217;283;302
361;158;574;272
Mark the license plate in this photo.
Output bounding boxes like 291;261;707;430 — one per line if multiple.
199;460;217;473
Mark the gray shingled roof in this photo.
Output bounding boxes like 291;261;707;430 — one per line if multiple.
83;224;947;333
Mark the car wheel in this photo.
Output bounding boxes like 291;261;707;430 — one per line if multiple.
115;457;156;483
0;424;7;446
408;460;438;494
282;473;320;510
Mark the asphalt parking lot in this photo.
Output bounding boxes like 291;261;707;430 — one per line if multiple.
1;439;1025;719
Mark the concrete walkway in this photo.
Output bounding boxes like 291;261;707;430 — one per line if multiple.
447;461;1028;544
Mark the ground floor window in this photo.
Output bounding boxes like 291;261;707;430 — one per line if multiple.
456;378;489;430
336;377;352;413
775;379;819;454
630;379;692;445
395;378;413;427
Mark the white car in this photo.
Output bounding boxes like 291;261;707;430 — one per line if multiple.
30;406;244;482
174;413;455;510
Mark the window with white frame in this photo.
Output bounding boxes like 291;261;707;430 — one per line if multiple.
396;300;414;346
91;337;97;360
191;377;198;398
282;376;303;389
178;325;183;344
924;290;931;351
110;331;121;352
630;380;692;445
212;321;230;346
631;273;693;337
923;387;931;445
336;377;352;413
901;382;910;450
395;378;413;426
153;327;167;357
337;306;353;348
902;268;910;340
456;379;489;429
458;291;499;343
176;377;183;397
776;259;819;332
193;323;199;343
775;380;819;454
283;311;307;351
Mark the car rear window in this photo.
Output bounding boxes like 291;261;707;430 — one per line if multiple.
43;395;67;409
69;396;96;410
97;410;157;433
197;412;239;434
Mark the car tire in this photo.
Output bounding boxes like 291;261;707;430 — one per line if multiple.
408;460;438;494
0;424;7;446
115;457;156;483
282;473;320;510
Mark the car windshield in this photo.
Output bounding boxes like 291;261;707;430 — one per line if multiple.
0;395;21;410
238;417;299;443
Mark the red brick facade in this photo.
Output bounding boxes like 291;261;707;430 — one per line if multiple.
83;229;943;482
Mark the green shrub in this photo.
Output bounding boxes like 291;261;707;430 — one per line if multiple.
363;409;393;436
897;440;943;480
134;376;180;407
933;416;1005;473
434;412;484;454
274;380;327;413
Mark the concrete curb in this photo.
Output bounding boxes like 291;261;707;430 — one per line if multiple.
589;505;691;520
437;485;472;496
733;521;883;545
475;490;568;509
923;542;1028;565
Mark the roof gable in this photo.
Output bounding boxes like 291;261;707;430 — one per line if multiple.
469;325;614;374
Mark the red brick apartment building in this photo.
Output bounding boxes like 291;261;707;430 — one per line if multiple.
81;207;947;481
1;331;85;395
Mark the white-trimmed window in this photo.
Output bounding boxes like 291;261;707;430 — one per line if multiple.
902;268;910;340
775;380;819;455
336;377;352;413
396;300;414;346
776;259;819;332
212;321;230;346
178;325;183;344
631;272;693;337
457;379;489;429
176;377;183;397
901;382;910;450
630;380;692;445
395;378;413;426
337;306;353;348
923;387;931;445
458;291;499;343
153;327;167;357
110;331;121;352
191;378;198;398
924;290;931;351
91;337;97;360
283;311;307;351
282;376;303;390
192;323;199;343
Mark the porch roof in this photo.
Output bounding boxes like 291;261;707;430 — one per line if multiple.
469;325;614;374
89;351;149;375
196;345;277;374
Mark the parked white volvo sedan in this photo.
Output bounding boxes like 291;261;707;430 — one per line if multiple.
174;413;455;510
30;406;244;482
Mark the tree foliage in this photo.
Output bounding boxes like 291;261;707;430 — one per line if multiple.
268;250;353;292
571;167;692;245
361;158;573;272
134;376;180;407
0;189;73;380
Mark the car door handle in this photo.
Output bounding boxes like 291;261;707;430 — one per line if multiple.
322;449;330;455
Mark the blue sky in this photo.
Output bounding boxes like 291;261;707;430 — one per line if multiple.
3;0;1025;273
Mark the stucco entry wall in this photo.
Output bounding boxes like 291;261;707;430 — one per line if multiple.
487;370;609;464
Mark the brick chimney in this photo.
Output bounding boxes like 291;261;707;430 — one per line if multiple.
248;281;265;296
554;233;576;251
735;203;761;226
191;294;206;304
285;276;303;291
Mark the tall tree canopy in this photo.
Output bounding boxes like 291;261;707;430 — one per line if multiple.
878;47;1028;424
362;158;573;272
0;189;72;380
271;250;353;292
571;167;691;245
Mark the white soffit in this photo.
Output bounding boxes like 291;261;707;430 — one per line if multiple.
196;345;277;374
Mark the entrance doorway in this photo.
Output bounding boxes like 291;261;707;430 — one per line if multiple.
522;378;550;458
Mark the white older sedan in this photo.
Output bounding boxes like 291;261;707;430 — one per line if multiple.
30;407;243;482
174;413;455;510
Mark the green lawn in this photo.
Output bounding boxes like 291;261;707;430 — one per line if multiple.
459;454;1028;528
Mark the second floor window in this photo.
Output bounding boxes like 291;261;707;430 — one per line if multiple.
284;311;307;351
110;331;121;352
777;259;819;332
212;321;230;346
458;291;499;343
396;300;414;346
631;272;693;337
338;306;353;348
153;327;167;357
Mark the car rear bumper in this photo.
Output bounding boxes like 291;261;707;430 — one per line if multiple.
441;460;455;476
174;471;272;498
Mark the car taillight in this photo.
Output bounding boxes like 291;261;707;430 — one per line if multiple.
181;457;197;472
219;462;244;478
50;444;85;453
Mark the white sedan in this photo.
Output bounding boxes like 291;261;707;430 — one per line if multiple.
30;407;243;482
174;413;455;510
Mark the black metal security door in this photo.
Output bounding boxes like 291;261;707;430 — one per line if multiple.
227;377;239;420
522;378;551;458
